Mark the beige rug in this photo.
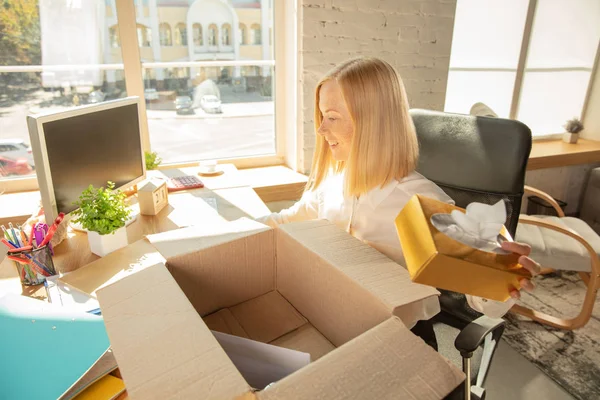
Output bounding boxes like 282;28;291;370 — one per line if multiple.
503;271;600;400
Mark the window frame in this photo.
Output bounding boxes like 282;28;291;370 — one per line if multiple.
0;0;297;194
447;0;600;140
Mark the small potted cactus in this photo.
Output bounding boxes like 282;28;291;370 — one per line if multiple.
563;117;584;144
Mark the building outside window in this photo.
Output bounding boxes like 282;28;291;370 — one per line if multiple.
208;24;218;46
193;23;203;46
251;23;261;45
137;24;151;47
159;22;172;46
174;23;187;46
238;23;247;45
0;0;279;192
222;23;231;46
109;25;119;47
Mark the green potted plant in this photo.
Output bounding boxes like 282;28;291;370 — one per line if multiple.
145;151;162;170
72;181;131;257
563;117;584;144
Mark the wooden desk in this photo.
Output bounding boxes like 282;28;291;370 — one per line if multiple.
528;138;600;170
0;185;271;298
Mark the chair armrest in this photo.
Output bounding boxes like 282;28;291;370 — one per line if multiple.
454;315;505;358
518;215;600;277
524;185;565;217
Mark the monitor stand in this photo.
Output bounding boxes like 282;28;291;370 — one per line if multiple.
69;209;139;233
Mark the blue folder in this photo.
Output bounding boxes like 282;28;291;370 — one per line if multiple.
0;294;110;400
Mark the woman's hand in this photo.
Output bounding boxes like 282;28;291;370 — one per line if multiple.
500;241;542;300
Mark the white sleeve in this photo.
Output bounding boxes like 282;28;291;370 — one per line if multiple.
257;189;320;228
466;295;516;319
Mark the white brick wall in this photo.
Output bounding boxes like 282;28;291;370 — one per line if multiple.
299;0;457;172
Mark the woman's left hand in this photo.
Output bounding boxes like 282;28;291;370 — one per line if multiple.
500;241;542;300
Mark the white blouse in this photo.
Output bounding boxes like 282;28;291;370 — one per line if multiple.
260;171;514;324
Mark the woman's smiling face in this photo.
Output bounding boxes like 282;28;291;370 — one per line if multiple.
317;79;355;162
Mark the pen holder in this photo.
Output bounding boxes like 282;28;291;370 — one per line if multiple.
9;245;56;286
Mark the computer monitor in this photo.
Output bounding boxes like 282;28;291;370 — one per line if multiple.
27;96;146;223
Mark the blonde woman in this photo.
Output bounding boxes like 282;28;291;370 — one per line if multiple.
260;57;540;342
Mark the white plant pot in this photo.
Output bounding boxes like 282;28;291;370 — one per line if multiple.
562;132;579;144
88;226;128;257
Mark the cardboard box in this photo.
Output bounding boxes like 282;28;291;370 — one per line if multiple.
395;195;532;302
93;219;464;399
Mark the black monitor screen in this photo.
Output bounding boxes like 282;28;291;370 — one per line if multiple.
42;103;143;215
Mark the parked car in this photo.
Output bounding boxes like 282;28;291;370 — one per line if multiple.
144;88;159;101
0;139;35;168
174;96;194;115
88;90;106;104
0;156;34;176
200;95;222;114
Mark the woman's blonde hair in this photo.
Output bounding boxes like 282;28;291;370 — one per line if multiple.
306;57;418;197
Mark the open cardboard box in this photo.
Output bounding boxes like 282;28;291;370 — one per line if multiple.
396;195;532;302
94;219;464;399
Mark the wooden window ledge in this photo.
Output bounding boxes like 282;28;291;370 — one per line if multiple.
528;138;600;170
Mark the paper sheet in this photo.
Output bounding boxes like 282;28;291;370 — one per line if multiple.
212;330;310;390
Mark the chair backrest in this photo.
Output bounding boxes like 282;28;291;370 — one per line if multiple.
410;109;532;237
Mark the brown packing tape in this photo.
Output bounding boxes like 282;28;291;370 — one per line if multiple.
203;309;250;338
165;229;276;317
59;239;166;298
229;291;307;343
270;323;336;361
257;317;464;400
97;263;251;400
275;224;392;347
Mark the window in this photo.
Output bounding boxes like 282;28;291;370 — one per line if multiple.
208;24;218;46
109;25;120;47
239;23;247;45
0;0;128;191
139;1;279;165
251;23;261;45
159;23;172;46
221;23;231;46
174;23;187;46
136;24;151;47
193;23;203;46
445;0;600;137
1;0;284;193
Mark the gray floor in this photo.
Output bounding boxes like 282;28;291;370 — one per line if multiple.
486;340;574;400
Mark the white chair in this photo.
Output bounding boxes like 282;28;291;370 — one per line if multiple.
514;186;600;330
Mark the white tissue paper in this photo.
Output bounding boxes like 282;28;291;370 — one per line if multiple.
430;200;511;254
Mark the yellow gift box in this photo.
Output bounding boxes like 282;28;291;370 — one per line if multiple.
395;194;531;302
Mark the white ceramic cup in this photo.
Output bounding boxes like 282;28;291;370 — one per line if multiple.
199;160;217;173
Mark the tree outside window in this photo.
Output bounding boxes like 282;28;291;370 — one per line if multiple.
159;23;172;46
193;23;203;46
221;23;231;46
174;23;187;46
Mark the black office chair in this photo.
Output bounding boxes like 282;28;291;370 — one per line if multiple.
410;108;532;400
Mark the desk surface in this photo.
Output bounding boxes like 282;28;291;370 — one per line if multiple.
528;138;600;170
0;182;271;298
